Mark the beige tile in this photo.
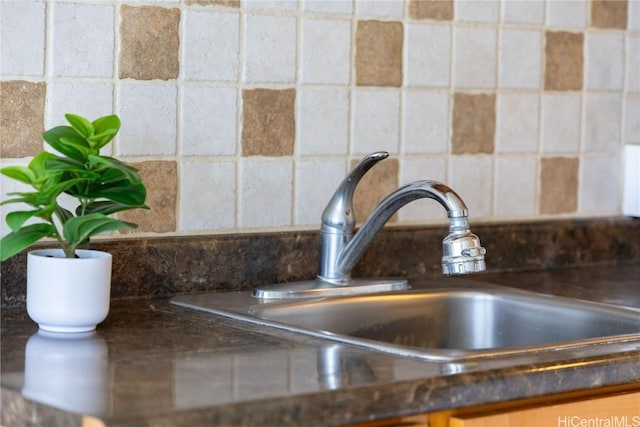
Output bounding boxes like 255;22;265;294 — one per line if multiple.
544;31;584;91
580;155;619;213
119;6;180;80
591;0;628;29
239;159;292;227
119;160;177;233
547;0;588;28
495;157;537;217
0;81;45;158
408;0;454;20
450;156;493;218
242;89;295;157
455;0;500;23
356;20;403;87
243;15;296;84
452;93;496;154
352;157;399;223
185;0;240;7
540;157;579;214
453;26;497;89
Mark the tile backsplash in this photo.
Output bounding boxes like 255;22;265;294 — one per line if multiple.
1;0;639;239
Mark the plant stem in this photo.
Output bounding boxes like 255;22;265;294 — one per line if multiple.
62;241;75;258
49;211;75;258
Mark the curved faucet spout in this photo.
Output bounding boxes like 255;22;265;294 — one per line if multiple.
317;152;486;286
328;180;471;281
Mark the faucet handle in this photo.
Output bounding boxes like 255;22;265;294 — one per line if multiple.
321;151;389;232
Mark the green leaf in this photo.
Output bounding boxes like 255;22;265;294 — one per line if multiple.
92;115;120;135
87;155;142;184
35;203;58;220
90;219;136;236
0;166;36;185
55;206;74;225
1;191;43;209
62;213;133;248
43;155;83;171
0;196;32;207
28;152;59;182
42;126;90;161
60;136;95;157
0;223;57;262
83;200;148;216
6;210;40;232
65;114;94;138
85;181;147;206
44;156;99;181
90;115;120;149
37;177;86;206
88;128;117;146
5;205;56;231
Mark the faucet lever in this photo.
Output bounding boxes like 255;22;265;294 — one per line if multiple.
321;151;388;232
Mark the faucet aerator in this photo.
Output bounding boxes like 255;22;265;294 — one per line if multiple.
441;229;487;275
442;258;487;275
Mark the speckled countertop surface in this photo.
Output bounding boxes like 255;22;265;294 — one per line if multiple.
2;263;640;427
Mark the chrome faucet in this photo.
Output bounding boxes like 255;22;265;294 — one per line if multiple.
252;151;486;299
318;152;486;284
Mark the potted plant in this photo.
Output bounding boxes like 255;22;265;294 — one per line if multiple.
0;113;148;332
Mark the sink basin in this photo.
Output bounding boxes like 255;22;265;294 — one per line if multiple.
171;282;640;362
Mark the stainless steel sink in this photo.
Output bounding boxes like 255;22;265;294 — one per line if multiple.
171;281;640;362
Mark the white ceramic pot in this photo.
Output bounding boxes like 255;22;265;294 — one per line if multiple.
27;249;112;333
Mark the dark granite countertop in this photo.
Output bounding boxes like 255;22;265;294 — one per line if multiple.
2;263;640;427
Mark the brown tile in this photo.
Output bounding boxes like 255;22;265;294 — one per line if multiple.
119;6;180;80
185;0;240;7
242;89;295;157
352;157;399;223
451;93;496;154
591;0;628;29
544;31;584;91
118;160;177;233
0;81;46;158
540;157;579;215
408;0;454;20
356;20;403;87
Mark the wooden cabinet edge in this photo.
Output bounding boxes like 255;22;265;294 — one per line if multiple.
449;390;640;427
83;415;106;427
350;383;640;427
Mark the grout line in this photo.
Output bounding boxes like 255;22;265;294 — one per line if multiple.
113;1;122;158
174;1;186;232
577;28;588;213
43;0;54;130
290;0;303;227
618;28;629;212
446;16;455;186
234;3;246;230
348;3;357;158
489;0;501;219
535;0;548;217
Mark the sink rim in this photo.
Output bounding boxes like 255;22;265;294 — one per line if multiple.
170;282;640;363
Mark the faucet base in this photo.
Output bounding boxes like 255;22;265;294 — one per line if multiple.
252;278;409;299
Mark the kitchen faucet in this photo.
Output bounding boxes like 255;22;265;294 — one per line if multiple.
319;151;486;283
253;151;486;299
